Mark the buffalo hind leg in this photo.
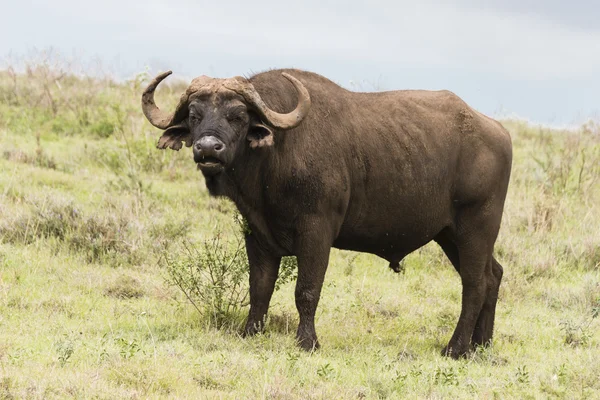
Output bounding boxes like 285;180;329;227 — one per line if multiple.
243;234;281;336
442;204;501;359
436;230;502;348
442;245;489;358
471;257;503;347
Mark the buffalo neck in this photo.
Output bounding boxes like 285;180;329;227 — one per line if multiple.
218;143;290;255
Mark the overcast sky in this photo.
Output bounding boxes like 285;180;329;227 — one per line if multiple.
2;0;599;126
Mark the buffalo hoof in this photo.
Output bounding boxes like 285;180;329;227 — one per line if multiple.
441;344;470;359
297;336;320;352
243;320;265;337
389;259;405;273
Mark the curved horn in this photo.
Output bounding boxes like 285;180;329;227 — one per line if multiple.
141;70;175;129
226;73;311;130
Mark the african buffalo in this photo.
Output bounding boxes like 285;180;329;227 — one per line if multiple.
141;69;512;358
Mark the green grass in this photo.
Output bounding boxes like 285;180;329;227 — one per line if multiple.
0;65;599;399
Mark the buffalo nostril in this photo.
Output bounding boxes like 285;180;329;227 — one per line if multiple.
196;136;225;154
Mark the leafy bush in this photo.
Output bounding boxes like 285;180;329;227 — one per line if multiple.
162;236;250;326
104;275;145;299
162;217;298;326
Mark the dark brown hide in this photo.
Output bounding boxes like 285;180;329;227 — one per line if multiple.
143;69;512;358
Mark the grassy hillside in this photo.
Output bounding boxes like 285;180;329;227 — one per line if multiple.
0;64;599;399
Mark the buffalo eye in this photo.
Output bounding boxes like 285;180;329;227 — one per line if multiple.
189;112;203;125
226;108;248;124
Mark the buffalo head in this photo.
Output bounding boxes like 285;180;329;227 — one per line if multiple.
141;71;311;176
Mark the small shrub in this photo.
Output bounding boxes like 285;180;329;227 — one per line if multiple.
68;214;134;264
162;228;298;327
162;236;250;325
127;137;171;174
193;375;227;390
0;198;81;244
559;319;595;348
104;275;145;299
90;119;116;138
0;197;138;265
148;219;190;248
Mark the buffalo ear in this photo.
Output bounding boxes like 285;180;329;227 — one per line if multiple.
247;122;274;149
157;121;192;151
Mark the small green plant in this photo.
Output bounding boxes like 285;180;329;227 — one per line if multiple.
410;364;423;378
56;336;75;367
433;365;459;386
97;334;110;364
317;362;335;379
515;365;530;385
285;351;300;365
553;363;568;385
392;370;408;385
115;337;142;359
559;319;594;347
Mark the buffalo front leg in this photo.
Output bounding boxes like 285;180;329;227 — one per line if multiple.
243;234;281;336
294;228;332;351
